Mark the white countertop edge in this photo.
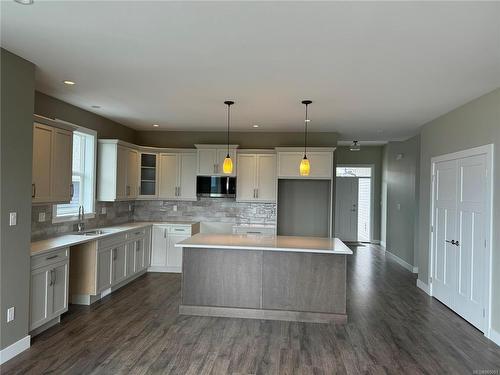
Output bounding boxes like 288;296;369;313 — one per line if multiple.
175;243;352;254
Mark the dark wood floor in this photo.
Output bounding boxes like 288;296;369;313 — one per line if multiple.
2;245;500;374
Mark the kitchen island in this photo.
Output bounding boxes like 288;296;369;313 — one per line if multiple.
176;233;353;323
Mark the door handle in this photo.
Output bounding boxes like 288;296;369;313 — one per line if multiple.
32;183;36;198
445;240;456;245
70;183;74;198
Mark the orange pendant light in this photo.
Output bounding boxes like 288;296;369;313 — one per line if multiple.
299;100;312;176
223;100;234;174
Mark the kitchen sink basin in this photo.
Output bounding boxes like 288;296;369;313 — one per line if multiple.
77;230;106;236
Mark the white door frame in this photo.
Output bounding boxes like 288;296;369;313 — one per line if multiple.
428;144;494;338
336;164;375;242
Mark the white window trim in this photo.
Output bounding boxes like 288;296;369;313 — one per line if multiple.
52;125;97;224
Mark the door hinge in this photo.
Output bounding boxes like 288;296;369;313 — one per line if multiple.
484;240;487;248
431;225;434;233
429;277;432;283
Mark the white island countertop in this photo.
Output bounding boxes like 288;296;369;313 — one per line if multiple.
176;233;353;255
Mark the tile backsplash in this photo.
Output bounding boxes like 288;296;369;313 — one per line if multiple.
31;198;276;241
31;201;134;241
134;198;276;225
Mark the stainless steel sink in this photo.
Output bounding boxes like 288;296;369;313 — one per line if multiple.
77;230;105;236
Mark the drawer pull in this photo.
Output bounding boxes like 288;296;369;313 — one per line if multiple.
174;228;184;231
246;231;262;234
46;255;59;260
134;231;142;235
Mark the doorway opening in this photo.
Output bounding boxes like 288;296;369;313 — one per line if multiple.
335;166;373;242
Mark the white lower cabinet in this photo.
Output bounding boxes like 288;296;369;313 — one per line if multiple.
112;244;127;284
96;248;113;293
150;223;199;273
30;248;69;331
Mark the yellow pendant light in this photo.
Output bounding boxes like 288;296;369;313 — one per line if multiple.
299;100;312;176
223;100;234;174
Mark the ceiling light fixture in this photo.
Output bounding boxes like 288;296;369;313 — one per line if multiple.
14;0;34;5
350;141;361;152
63;80;75;85
152;124;160;128
252;124;259;128
299;100;312;176
223;100;234;174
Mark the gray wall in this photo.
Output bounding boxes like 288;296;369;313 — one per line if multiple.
0;49;35;350
417;88;500;333
136;131;338;149
335;146;383;242
35;91;136;143
382;135;420;266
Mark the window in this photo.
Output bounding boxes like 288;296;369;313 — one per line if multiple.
336;166;372;178
53;128;97;222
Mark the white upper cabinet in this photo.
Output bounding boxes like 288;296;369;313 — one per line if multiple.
236;152;276;202
158;151;197;201
97;141;139;201
195;144;238;176
276;148;335;179
32;122;73;204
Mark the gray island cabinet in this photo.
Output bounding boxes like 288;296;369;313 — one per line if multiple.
176;233;353;323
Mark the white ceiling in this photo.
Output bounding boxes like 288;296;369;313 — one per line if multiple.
1;1;499;140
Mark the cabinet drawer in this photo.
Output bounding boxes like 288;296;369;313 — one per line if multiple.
126;228;146;240
168;226;191;235
233;226;276;235
98;233;127;249
31;248;69;270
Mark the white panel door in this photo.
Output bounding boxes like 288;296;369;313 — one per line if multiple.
178;153;197;200
236;154;257;201
127;149;139;199
32;124;53;203
256;155;276;201
151;226;168;267
357;178;371;242
96;248;112;292
431;152;489;332
112;245;127;283
432;159;458;308
158;154;178;199
454;154;487;330
51;261;69;317
30;266;51;330
335;178;358;241
51;128;73;203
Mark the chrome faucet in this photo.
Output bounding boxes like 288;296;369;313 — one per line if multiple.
77;205;85;233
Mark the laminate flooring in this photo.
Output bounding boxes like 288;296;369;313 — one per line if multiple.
2;245;500;374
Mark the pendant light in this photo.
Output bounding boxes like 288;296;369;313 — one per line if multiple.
223;100;234;174
299;100;312;176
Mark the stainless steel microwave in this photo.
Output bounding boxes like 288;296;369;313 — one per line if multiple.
196;176;236;198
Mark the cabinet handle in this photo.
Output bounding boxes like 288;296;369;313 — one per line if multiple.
32;183;36;198
177;186;181;197
70;183;74;198
164;228;167;238
49;269;55;286
52;269;56;284
134;231;142;235
174;228;184;232
46;255;58;260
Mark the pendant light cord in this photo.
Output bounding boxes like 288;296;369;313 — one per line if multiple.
227;103;230;156
304;103;308;158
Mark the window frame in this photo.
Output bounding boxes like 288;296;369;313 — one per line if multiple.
52;126;97;223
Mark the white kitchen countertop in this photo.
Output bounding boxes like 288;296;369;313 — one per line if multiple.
31;221;199;256
175;233;353;255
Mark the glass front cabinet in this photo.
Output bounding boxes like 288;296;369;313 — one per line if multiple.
139;153;158;198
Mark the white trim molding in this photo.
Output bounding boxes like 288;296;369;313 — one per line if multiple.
416;279;431;296
0;335;30;364
384;249;418;273
488;328;500;347
379;241;386;249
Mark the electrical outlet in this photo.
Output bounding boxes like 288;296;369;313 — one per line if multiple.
38;212;46;222
173;205;177;212
128;204;132;212
101;207;107;215
7;307;15;322
9;212;17;226
397;203;401;211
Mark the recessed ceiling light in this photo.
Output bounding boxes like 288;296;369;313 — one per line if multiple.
63;80;75;85
252;124;259;128
91;105;101;109
152;124;159;128
14;0;34;5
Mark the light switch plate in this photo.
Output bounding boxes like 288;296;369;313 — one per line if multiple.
101;207;107;215
173;205;177;212
38;212;46;222
9;212;17;226
128;204;132;212
397;203;401;211
7;307;15;322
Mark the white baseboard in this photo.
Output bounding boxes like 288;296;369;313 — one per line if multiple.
488;328;500;347
0;335;30;364
416;279;431;295
148;266;181;273
384;249;418;273
379;241;386;249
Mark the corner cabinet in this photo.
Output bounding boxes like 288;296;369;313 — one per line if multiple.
236;152;277;202
150;223;200;273
158;151;197;201
97;140;139;201
195;144;238;176
276;147;335;179
32;123;73;204
30;247;69;331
